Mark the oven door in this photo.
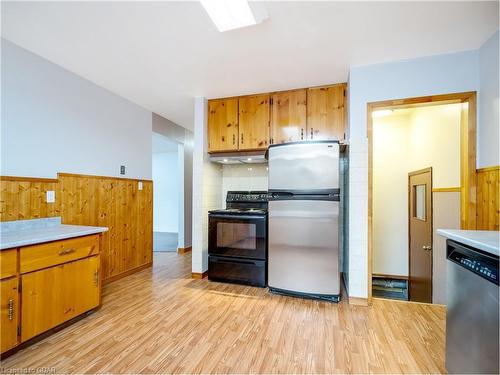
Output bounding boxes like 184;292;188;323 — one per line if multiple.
208;214;267;260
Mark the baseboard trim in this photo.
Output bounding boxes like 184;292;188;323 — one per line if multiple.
103;262;153;284
192;271;208;279
348;297;368;306
177;246;192;255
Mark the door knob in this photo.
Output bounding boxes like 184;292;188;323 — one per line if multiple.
422;245;432;251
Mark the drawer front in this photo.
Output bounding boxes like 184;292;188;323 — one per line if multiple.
1;249;17;280
20;235;99;274
208;255;266;287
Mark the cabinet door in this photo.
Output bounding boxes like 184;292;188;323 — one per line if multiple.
21;256;99;342
270;89;307;144
238;94;270;150
207;98;239;152
1;278;19;353
307;84;346;141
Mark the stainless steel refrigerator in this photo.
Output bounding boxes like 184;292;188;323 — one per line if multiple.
267;140;340;302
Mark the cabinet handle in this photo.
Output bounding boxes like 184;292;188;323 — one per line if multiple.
58;248;76;256
8;298;14;321
270;138;273;145
241;133;244;145
301;128;304;140
232;134;235;145
310;128;314;139
94;269;99;286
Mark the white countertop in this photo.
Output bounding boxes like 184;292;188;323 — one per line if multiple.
0;218;108;250
437;229;500;257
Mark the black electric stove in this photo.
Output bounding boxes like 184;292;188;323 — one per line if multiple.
208;191;268;287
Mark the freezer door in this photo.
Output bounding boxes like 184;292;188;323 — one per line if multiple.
268;200;339;295
268;141;339;191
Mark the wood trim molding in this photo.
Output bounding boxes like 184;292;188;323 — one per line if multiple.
477;165;500;173
367;91;477;305
103;262;152;285
372;273;409;280
177;246;192;255
348;297;368;306
432;187;461;193
57;172;152;183
192;271;208;279
0;176;58;183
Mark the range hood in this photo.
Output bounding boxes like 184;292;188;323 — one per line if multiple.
209;150;267;164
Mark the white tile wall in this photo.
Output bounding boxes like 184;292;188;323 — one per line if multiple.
221;164;268;204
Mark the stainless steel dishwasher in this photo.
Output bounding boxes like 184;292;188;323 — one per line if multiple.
446;239;499;374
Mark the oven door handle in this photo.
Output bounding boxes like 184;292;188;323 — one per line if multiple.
211;257;263;266
209;214;267;221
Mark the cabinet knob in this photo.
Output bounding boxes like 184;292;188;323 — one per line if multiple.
301;128;304;140
232;134;235;145
310;128;314;139
241;133;244;144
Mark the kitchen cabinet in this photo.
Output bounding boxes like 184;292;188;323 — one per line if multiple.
270;89;307;144
21;255;99;342
207;98;239;152
0;234;101;354
238;94;270;150
307;84;346;141
1;277;19;353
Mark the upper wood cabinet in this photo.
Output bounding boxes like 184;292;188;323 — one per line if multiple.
238;94;270;150
207;83;347;153
270;89;307;144
307;84;346;141
207;98;239;152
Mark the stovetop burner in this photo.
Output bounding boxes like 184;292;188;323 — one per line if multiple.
209;191;268;215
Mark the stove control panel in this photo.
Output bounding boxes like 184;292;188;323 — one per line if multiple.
447;241;499;285
226;191;269;203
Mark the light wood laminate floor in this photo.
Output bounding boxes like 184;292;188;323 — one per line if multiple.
2;253;446;374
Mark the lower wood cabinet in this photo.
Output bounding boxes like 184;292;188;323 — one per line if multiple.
0;234;102;354
1;277;19;353
21;256;100;342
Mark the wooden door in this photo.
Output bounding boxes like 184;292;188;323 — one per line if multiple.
270;89;307;144
409;168;433;303
238;94;270;150
207;98;239;152
307;84;346;141
1;277;19;353
21;256;99;342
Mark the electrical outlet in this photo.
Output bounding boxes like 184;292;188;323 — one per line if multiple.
46;190;55;203
120;165;126;175
138;181;143;191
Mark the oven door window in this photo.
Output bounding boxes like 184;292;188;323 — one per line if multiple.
217;222;256;250
209;215;267;260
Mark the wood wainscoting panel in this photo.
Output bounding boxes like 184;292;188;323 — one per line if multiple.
0;177;60;222
477;166;499;230
58;173;153;281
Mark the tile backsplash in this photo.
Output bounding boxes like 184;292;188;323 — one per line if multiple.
221;164;268;206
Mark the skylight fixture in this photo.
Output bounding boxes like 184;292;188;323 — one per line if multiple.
200;0;267;32
372;109;394;118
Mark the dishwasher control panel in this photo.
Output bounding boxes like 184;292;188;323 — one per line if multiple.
447;240;499;285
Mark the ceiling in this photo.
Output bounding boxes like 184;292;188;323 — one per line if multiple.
2;1;498;130
152;132;179;153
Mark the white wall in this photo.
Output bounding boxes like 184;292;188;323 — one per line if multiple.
1;39;152;179
153;113;193;248
348;49;479;298
373;104;461;277
478;31;499;168
152;151;179;233
221;164;268;204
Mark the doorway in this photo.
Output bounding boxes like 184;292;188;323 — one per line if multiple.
408;168;433;303
368;92;477;305
152;133;181;252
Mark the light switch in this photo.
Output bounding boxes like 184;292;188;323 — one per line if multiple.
138;181;143;191
46;190;55;203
